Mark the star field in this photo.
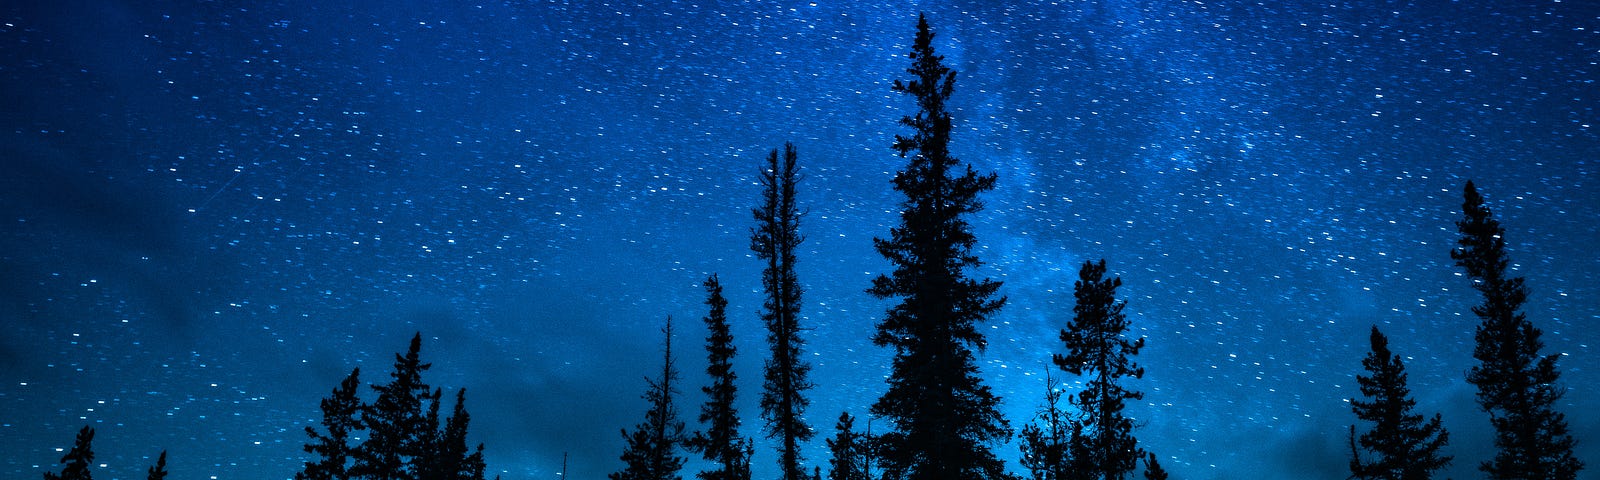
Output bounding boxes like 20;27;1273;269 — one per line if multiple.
2;2;1596;480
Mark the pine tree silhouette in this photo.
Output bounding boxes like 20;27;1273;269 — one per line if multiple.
611;318;688;480
752;142;815;480
356;333;435;480
868;13;1012;480
1139;454;1166;480
299;368;364;480
1451;180;1582;479
1348;326;1451;480
825;412;869;480
425;388;486;480
687;275;752;480
1056;260;1146;480
146;451;169;480
44;426;95;480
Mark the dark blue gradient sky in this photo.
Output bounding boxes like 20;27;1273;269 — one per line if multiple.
3;1;1596;479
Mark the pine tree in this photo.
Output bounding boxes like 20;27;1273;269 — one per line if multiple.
868;13;1012;480
611;318;688;480
356;333;435;480
687;275;751;480
417;388;445;480
1450;180;1583;479
146;451;169;480
1056;260;1145;480
752;142;814;480
44;426;95;480
825;413;869;480
1139;454;1166;480
424;388;485;480
1348;326;1451;480
299;368;365;480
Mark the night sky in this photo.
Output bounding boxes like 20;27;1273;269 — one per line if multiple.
3;1;1597;479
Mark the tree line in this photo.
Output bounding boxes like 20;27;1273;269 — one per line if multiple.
33;12;1582;480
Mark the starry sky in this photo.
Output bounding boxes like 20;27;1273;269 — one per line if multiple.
2;1;1597;479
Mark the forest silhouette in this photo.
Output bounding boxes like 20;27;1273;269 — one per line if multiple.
32;13;1582;480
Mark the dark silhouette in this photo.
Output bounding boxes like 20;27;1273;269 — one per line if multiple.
298;368;364;480
1139;454;1166;480
1348;326;1451;480
44;426;95;480
428;388;488;480
1451;181;1583;479
867;14;1012;480
298;335;488;480
825;413;869;480
1018;371;1077;480
1056;260;1146;480
146;451;169;480
355;333;435;480
610;318;688;480
687;275;753;480
752;143;815;480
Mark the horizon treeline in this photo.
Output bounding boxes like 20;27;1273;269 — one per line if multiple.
31;12;1583;480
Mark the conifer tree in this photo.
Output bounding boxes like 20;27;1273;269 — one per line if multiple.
425;388;486;480
611;318;688;480
146;451;169;480
44;426;95;480
1056;260;1145;480
1451;180;1583;479
825;413;869;480
356;333;435;480
687;275;751;480
868;13;1012;480
299;368;365;480
752;142;814;480
1139;454;1166;480
418;387;445;480
1348;326;1451;480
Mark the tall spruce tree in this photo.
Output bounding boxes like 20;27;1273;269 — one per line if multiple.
298;368;365;480
1348;326;1451;480
752;142;814;480
868;14;1012;480
825;413;869;480
687;275;751;480
356;333;435;480
146;451;169;480
44;426;95;480
1451;180;1582;479
611;318;688;480
1056;260;1145;480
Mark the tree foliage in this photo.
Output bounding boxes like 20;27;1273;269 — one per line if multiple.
299;368;365;480
146;451;169;480
44;426;95;480
297;334;487;480
1451;180;1582;479
868;13;1012;480
688;275;753;480
1056;260;1146;480
1347;326;1451;480
825;412;870;480
752;142;815;480
611;318;688;480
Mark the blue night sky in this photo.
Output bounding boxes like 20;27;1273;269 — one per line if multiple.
2;1;1596;479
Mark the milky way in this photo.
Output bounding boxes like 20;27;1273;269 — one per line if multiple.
3;2;1596;479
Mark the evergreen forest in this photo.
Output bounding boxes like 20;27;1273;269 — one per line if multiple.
23;13;1587;480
